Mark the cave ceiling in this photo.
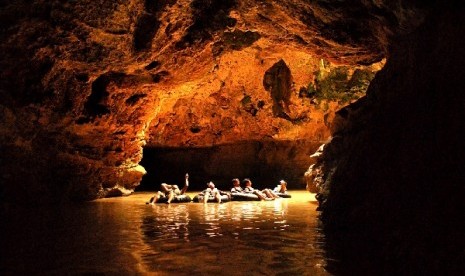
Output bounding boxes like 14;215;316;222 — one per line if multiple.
0;0;428;200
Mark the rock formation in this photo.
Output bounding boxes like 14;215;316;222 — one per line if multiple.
0;0;380;202
313;2;465;274
1;0;464;273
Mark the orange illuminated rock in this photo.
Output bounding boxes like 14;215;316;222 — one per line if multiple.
0;0;420;203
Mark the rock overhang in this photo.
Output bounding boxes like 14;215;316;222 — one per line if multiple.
0;0;429;203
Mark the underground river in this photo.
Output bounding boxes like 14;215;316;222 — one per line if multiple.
1;191;330;275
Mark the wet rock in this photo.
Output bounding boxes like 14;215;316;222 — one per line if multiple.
0;0;403;205
317;3;465;274
263;59;292;119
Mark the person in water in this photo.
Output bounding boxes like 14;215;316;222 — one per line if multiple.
273;180;288;194
242;178;275;200
201;181;222;203
148;173;189;204
230;178;244;194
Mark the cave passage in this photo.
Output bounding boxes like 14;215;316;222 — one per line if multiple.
138;139;321;191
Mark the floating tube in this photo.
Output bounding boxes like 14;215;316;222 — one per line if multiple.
275;193;291;198
193;194;231;203
231;193;261;201
148;194;192;204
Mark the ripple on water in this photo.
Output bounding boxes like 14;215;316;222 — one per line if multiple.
1;191;329;275
137;192;328;275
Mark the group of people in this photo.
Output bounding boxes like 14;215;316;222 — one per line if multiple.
231;178;287;201
147;173;288;204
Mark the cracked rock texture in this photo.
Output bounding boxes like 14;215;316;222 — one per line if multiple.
0;0;384;202
2;0;464;273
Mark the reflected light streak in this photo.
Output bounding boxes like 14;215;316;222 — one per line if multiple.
135;191;329;275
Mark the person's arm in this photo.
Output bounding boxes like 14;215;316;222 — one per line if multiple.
160;183;172;192
181;173;189;194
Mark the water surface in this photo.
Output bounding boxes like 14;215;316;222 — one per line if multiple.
1;191;329;275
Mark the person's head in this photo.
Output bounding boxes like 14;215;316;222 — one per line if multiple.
279;180;287;187
243;178;252;187
207;181;215;189
232;178;240;187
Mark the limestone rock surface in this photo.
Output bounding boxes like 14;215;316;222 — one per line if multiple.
2;0;464;273
313;3;465;274
1;0;389;202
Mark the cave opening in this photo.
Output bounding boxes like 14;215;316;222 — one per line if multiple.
138;139;322;192
137;57;380;194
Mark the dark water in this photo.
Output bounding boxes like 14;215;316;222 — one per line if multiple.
1;191;329;275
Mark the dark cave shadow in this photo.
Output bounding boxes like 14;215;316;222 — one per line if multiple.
138;139;321;192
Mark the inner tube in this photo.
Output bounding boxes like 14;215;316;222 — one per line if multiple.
150;194;192;204
193;194;230;203
275;193;291;198
231;193;260;201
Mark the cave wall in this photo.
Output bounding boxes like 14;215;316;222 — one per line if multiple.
0;0;155;202
1;0;388;204
1;0;463;271
316;3;465;274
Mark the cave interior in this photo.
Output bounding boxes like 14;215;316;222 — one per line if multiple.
1;0;465;274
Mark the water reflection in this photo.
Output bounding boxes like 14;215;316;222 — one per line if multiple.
142;204;191;242
139;192;329;275
0;191;328;275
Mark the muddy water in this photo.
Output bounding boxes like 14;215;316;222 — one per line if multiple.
1;191;329;275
